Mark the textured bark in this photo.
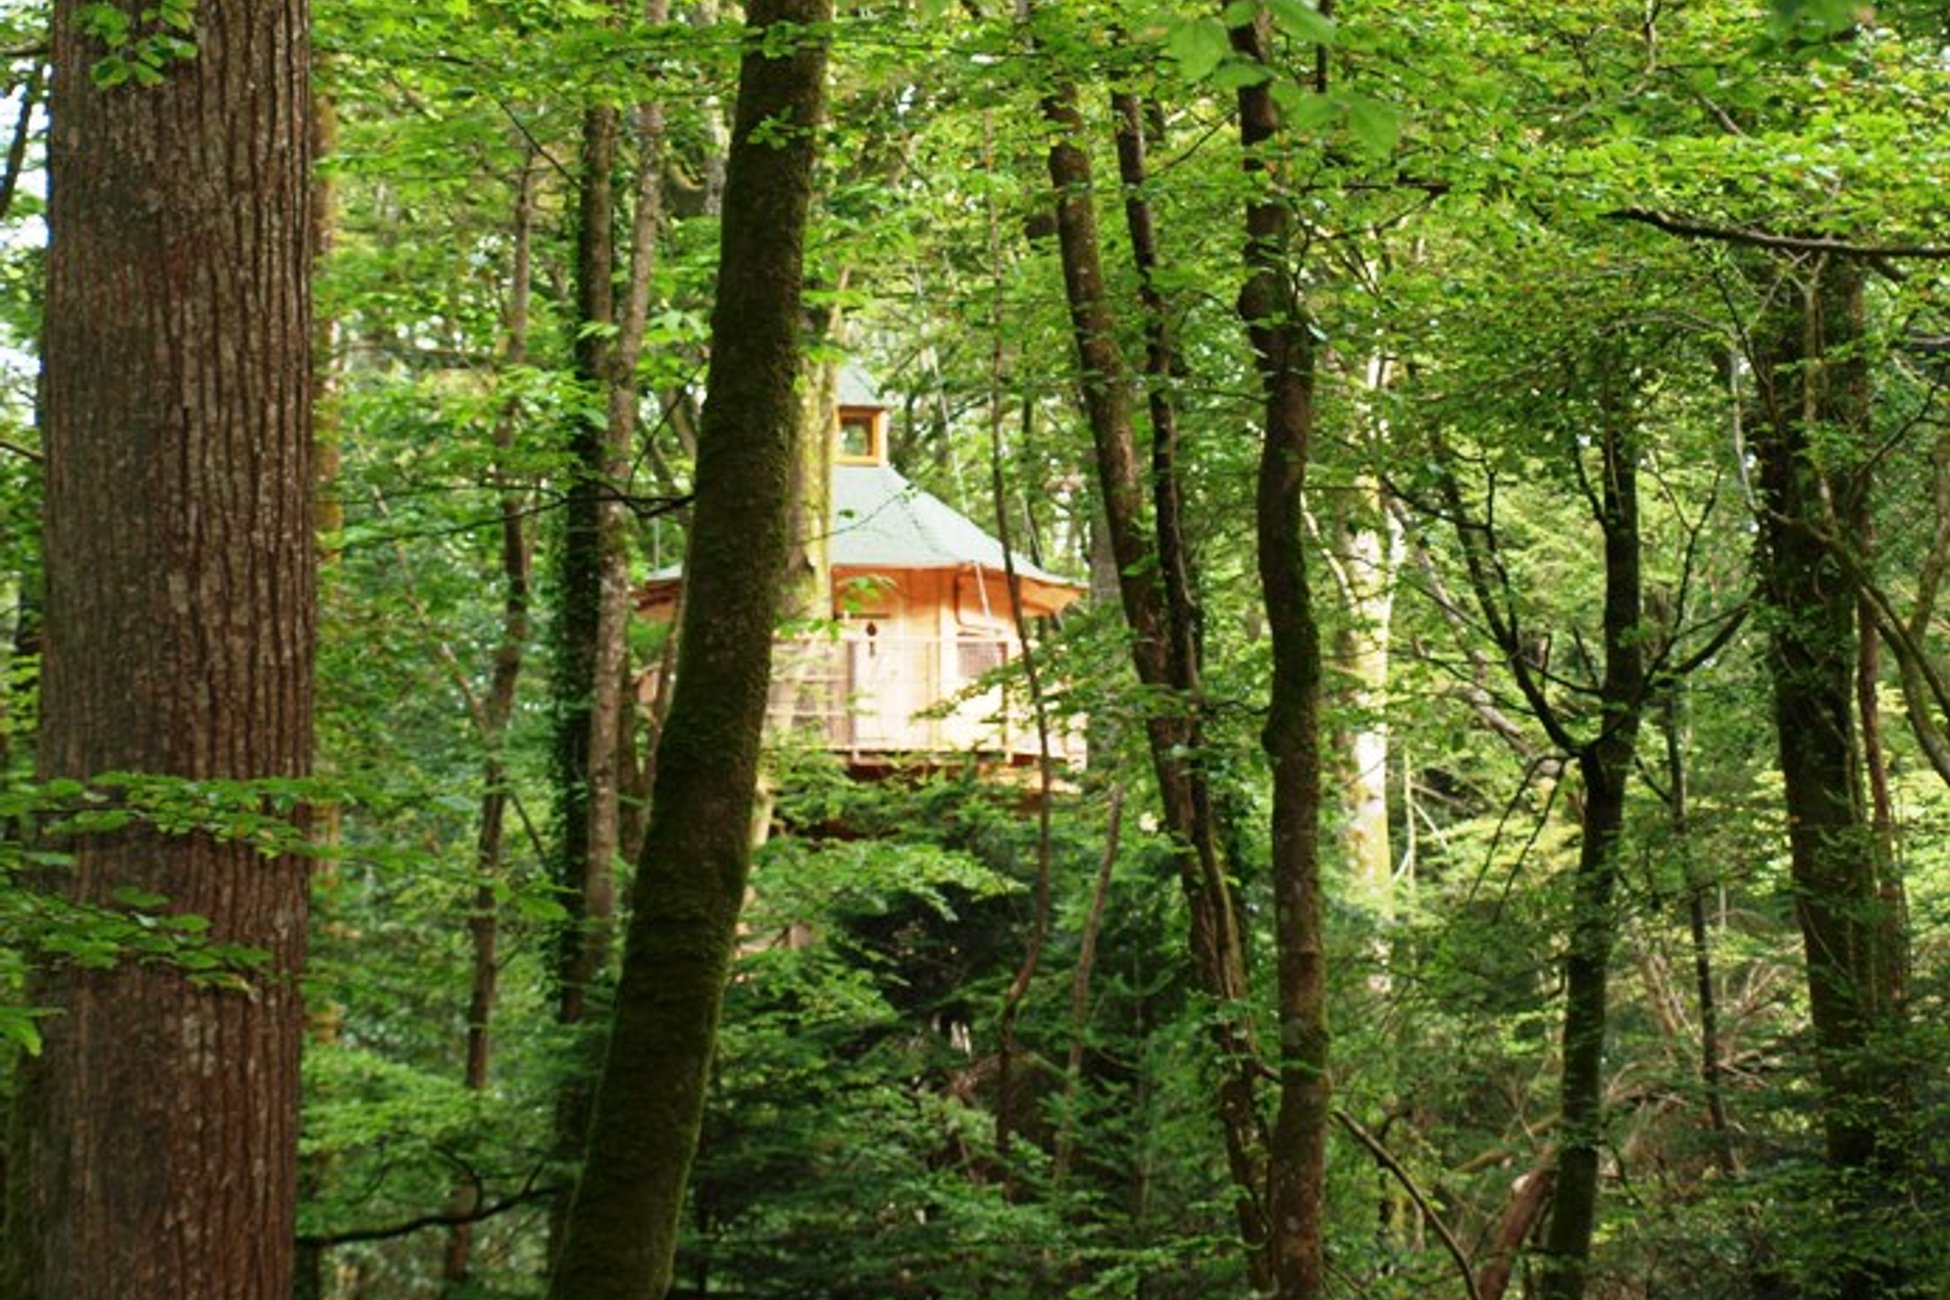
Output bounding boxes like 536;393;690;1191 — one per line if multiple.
1750;258;1911;1300
1230;10;1331;1295
555;81;620;1032
296;76;340;1300
1040;76;1269;1276
6;2;314;1295
545;3;829;1296
543;86;620;1268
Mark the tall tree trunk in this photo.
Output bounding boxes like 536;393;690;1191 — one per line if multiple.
552;4;670;1252
546;74;621;1267
555;68;620;1033
6;2;314;1295
1434;359;1654;1299
443;156;538;1293
545;3;830;1296
1039;74;1269;1280
1749;256;1911;1300
1537;402;1645;1300
1229;9;1330;1295
297;74;342;1300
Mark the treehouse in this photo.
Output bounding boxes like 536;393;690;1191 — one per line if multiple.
639;380;1086;773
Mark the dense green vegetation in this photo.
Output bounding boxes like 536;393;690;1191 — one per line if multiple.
2;0;1946;1296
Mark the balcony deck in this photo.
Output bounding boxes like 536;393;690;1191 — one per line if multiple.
644;632;1076;771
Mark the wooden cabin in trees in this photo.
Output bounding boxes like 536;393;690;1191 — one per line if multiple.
639;383;1086;773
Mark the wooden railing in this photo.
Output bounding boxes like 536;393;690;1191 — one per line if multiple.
763;634;1080;766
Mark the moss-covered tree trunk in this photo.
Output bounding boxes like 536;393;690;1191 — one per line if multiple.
5;1;314;1294
553;62;621;1021
544;3;830;1297
1750;256;1911;1300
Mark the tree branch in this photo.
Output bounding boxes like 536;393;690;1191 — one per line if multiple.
1608;208;1950;260
1333;1108;1483;1300
297;1185;558;1248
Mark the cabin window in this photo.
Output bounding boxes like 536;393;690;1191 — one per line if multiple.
957;638;1005;683
837;408;884;464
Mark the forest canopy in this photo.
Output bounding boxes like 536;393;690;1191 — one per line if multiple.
0;0;1945;1297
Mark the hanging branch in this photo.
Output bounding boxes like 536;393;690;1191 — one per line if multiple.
1331;1109;1482;1300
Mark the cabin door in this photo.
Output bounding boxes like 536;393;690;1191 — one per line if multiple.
848;627;900;749
836;575;902;751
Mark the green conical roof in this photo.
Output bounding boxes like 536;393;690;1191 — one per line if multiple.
830;461;1077;593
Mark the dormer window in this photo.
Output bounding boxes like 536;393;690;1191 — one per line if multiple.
836;404;886;465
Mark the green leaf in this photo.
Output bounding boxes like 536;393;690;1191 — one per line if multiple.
1269;0;1335;45
1275;84;1339;133
1210;60;1272;91
1769;0;1856;37
78;3;132;47
1165;17;1230;84
0;1007;43;1056
1345;93;1401;155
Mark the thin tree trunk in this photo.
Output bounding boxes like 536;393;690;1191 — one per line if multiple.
1054;786;1123;1185
297;75;342;1300
1662;686;1738;1177
552;3;672;1255
1229;8;1330;1293
584;0;672;1024
7;2;314;1295
557;66;620;1032
545;5;830;1296
1537;392;1646;1300
1109;90;1204;710
443;155;538;1293
545;73;621;1270
1039;73;1269;1278
1434;372;1648;1300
